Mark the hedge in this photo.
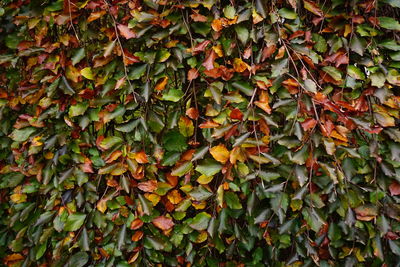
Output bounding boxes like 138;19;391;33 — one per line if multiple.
1;0;400;266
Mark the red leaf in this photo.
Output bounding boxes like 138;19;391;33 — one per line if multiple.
389;181;400;196
152;216;174;231
261;45;276;62
117;24;136;39
230;108;243;121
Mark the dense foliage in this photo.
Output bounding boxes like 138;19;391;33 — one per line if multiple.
1;0;400;266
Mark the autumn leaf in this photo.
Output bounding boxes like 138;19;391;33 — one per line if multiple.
155;77;168;91
138;180;158;192
389;181;400;196
233;58;250;72
117;24;137;39
188;68;199;81
210;144;230;164
202;50;217;70
152;216;175;231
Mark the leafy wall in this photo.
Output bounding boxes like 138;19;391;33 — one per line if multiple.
1;0;400;266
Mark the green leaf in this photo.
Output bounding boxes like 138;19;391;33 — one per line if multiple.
379;17;400;31
99;136;123;150
128;64;147;80
235;25;249;45
163;130;187;152
322;66;343;82
162;88;184;102
271;59;289;77
189;186;213;201
195;159;222;176
171;161;193;177
350;35;366;56
64;213;86;231
278;8;297;19
69;102;88;117
0;172;24;188
189;212;211;231
72;48;85;66
225;192;242;209
232;81;254;96
9;127;36;142
66;252;89;267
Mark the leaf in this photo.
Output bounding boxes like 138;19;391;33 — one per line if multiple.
64;213;86;231
171;161;193;177
154;77;168;91
162;130;187;152
355;205;378;221
10;127;36;142
210;144;230;164
195;159;222;176
66;252;89;267
69;102;88;117
152;216;174;231
189;212;211;231
118;24;137;39
99;136;123;150
350;35;366;56
235;25;249;45
225;192;242;209
303;0;323;17
278;8;297;19
80;67;95;80
72;48;85;65
379;17;400;31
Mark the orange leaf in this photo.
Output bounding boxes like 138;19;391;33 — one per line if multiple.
167;189;183;204
233;58;250;72
155;77;168;91
188;68;199;81
87;11;106;23
211;19;223;32
131;231;144;241
190;12;208;22
135;151;149;164
210;144;230;164
186;107;199;120
152;216;174;231
130;218;144;230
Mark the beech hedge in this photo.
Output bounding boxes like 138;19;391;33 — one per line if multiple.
1;0;400;266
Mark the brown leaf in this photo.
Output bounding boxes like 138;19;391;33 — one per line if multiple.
87;11;106;23
152;216;174;231
190;12;207;22
192;40;211;54
230;108;243;121
117;24;136;39
186;107;199;120
261;45;276;62
304;0;324;17
301;118;318;131
138;180;158;192
390;181;400;196
202;49;217;70
355;205;378;221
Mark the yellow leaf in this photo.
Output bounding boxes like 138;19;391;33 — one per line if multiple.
10;193;27;203
217;185;224;208
197;175;214;185
80;67;95;80
145;193;161;206
212;45;224;57
210;144;230;164
229;146;246;164
195;231;208;243
252;9;264;24
97;199;107;213
233;58;250;72
192;201;206;209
